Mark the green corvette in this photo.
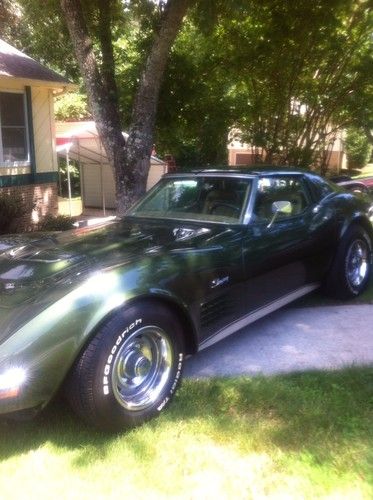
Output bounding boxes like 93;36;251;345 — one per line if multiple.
0;169;372;430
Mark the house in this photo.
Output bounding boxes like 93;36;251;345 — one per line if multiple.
0;39;74;226
56;121;168;213
228;131;347;173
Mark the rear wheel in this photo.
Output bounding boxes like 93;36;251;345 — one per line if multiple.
65;302;185;431
325;225;372;299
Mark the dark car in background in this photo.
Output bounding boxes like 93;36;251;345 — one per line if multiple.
0;169;372;430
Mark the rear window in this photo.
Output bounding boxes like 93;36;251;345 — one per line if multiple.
306;175;334;202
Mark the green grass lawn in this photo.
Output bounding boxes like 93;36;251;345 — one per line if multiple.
355;164;373;177
1;367;372;499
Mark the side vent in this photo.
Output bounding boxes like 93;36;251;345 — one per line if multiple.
200;293;232;327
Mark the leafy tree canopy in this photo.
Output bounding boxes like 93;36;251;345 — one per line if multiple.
153;0;373;170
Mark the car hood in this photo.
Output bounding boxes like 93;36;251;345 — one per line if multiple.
0;217;225;304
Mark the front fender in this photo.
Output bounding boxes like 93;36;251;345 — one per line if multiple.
0;266;199;416
0;270;129;414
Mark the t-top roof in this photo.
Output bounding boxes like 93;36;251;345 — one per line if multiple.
0;39;71;86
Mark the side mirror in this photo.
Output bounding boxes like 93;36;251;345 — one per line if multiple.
267;200;292;228
272;200;292;215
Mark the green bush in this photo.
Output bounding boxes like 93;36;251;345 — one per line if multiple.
0;193;27;234
345;128;372;170
40;214;75;231
58;157;81;198
54;92;90;121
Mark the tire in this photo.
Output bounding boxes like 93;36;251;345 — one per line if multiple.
65;302;185;431
325;225;372;299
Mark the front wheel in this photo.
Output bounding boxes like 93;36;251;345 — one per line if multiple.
325;225;372;299
65;302;185;431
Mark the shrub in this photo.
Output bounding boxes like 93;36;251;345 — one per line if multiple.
345;128;372;170
39;214;75;231
54;92;90;121
0;193;27;234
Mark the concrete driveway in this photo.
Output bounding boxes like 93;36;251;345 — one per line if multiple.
184;304;373;378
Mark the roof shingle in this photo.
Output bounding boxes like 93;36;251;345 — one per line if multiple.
0;39;70;85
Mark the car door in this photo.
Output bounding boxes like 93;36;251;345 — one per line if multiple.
195;173;340;350
241;174;322;313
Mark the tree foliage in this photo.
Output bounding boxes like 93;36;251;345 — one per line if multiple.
150;0;373;171
54;91;90;120
0;0;80;78
155;21;235;167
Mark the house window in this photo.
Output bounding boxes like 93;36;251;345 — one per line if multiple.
0;92;29;165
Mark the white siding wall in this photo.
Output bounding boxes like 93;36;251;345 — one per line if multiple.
32;87;57;173
82;164;103;207
146;163;168;190
82;163;117;209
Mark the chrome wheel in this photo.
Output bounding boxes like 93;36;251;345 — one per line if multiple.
346;239;369;288
111;326;173;411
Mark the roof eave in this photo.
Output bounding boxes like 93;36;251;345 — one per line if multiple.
0;74;78;92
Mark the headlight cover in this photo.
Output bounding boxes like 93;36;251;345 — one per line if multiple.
0;367;26;400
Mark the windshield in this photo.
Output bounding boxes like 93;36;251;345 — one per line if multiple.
129;176;252;223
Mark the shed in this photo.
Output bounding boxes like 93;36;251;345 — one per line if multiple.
56;121;168;211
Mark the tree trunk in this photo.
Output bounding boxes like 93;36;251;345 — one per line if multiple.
60;0;191;214
60;0;127;210
118;0;191;212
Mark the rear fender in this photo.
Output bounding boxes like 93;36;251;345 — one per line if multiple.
340;214;373;244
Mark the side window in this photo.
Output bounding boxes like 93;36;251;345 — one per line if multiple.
253;176;310;223
306;174;334;202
